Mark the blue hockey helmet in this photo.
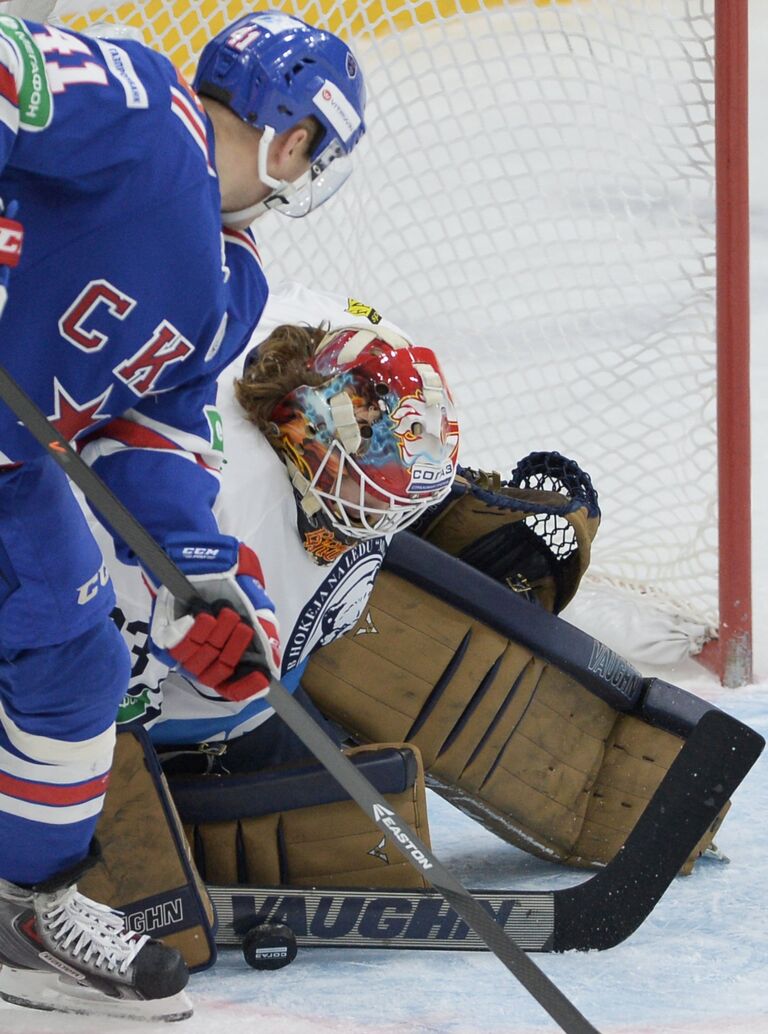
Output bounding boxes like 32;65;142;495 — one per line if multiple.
193;11;366;219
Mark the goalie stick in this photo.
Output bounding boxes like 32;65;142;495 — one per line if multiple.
0;364;602;1034
207;707;763;953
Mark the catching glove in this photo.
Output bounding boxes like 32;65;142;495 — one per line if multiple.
149;534;281;702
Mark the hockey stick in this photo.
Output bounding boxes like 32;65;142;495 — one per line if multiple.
194;708;762;953
0;364;602;1034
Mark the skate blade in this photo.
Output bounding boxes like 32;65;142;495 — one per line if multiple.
0;969;193;1022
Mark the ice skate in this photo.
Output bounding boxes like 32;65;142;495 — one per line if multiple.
0;874;192;1022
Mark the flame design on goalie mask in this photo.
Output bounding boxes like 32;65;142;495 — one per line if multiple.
270;326;460;554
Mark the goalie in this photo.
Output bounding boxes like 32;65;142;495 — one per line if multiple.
80;276;623;905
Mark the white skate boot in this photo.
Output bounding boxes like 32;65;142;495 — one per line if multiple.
0;863;192;1022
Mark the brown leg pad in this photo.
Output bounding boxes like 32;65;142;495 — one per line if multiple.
303;571;725;871
180;743;431;889
79;728;216;970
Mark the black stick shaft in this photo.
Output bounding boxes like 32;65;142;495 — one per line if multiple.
0;360;601;1034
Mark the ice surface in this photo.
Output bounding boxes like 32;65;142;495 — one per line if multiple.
1;688;765;1034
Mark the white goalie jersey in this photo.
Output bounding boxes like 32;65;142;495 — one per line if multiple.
95;281;406;744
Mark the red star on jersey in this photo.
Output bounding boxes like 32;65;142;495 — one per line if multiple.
49;378;113;441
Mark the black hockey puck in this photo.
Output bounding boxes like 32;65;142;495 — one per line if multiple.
242;922;298;970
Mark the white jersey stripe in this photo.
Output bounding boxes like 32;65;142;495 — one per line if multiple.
0;790;106;825
79;405;224;472
170;86;207;142
115;406;222;458
223;228;263;267
0;742;111;785
171;86;215;177
0;35;22;86
0;93;17;134
0;696;115;768
81;433;223;477
0;34;21;135
82;437;209;467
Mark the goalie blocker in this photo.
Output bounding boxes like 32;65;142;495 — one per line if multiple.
303;530;734;872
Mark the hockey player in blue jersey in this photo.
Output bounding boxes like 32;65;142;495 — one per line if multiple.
0;11;365;1021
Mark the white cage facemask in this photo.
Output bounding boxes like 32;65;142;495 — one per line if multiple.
272;327;460;551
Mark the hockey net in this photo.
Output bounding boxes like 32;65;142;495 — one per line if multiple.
3;1;751;683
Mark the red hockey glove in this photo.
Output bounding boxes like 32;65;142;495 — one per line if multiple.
0;200;22;269
0;198;23;319
149;535;281;702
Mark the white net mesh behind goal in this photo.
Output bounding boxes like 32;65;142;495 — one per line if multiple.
7;0;722;662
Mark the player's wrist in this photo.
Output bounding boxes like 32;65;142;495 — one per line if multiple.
162;532;242;577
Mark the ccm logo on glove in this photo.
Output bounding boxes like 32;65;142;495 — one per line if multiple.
181;547;222;560
150;535;281;702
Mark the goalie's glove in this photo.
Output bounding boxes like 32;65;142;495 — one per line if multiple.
409;452;601;614
149;534;281;702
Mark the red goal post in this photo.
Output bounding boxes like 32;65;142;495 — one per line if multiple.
0;0;752;687
707;0;751;687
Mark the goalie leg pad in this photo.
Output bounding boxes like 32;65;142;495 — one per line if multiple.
166;743;432;890
303;550;724;871
573;711;728;872
78;727;216;971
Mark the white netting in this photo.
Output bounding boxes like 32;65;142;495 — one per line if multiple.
9;1;723;661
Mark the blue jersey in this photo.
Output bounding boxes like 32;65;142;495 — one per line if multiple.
0;17;268;552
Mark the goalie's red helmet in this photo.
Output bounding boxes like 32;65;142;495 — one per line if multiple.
270;326;460;548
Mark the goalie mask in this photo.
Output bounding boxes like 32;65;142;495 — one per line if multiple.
193;11;366;223
269;327;460;559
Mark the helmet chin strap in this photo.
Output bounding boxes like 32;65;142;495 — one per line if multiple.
220;125;301;226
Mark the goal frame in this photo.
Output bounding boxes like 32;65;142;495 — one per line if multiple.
697;0;752;687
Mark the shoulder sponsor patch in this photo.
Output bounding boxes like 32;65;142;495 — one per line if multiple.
0;15;52;129
96;39;148;109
